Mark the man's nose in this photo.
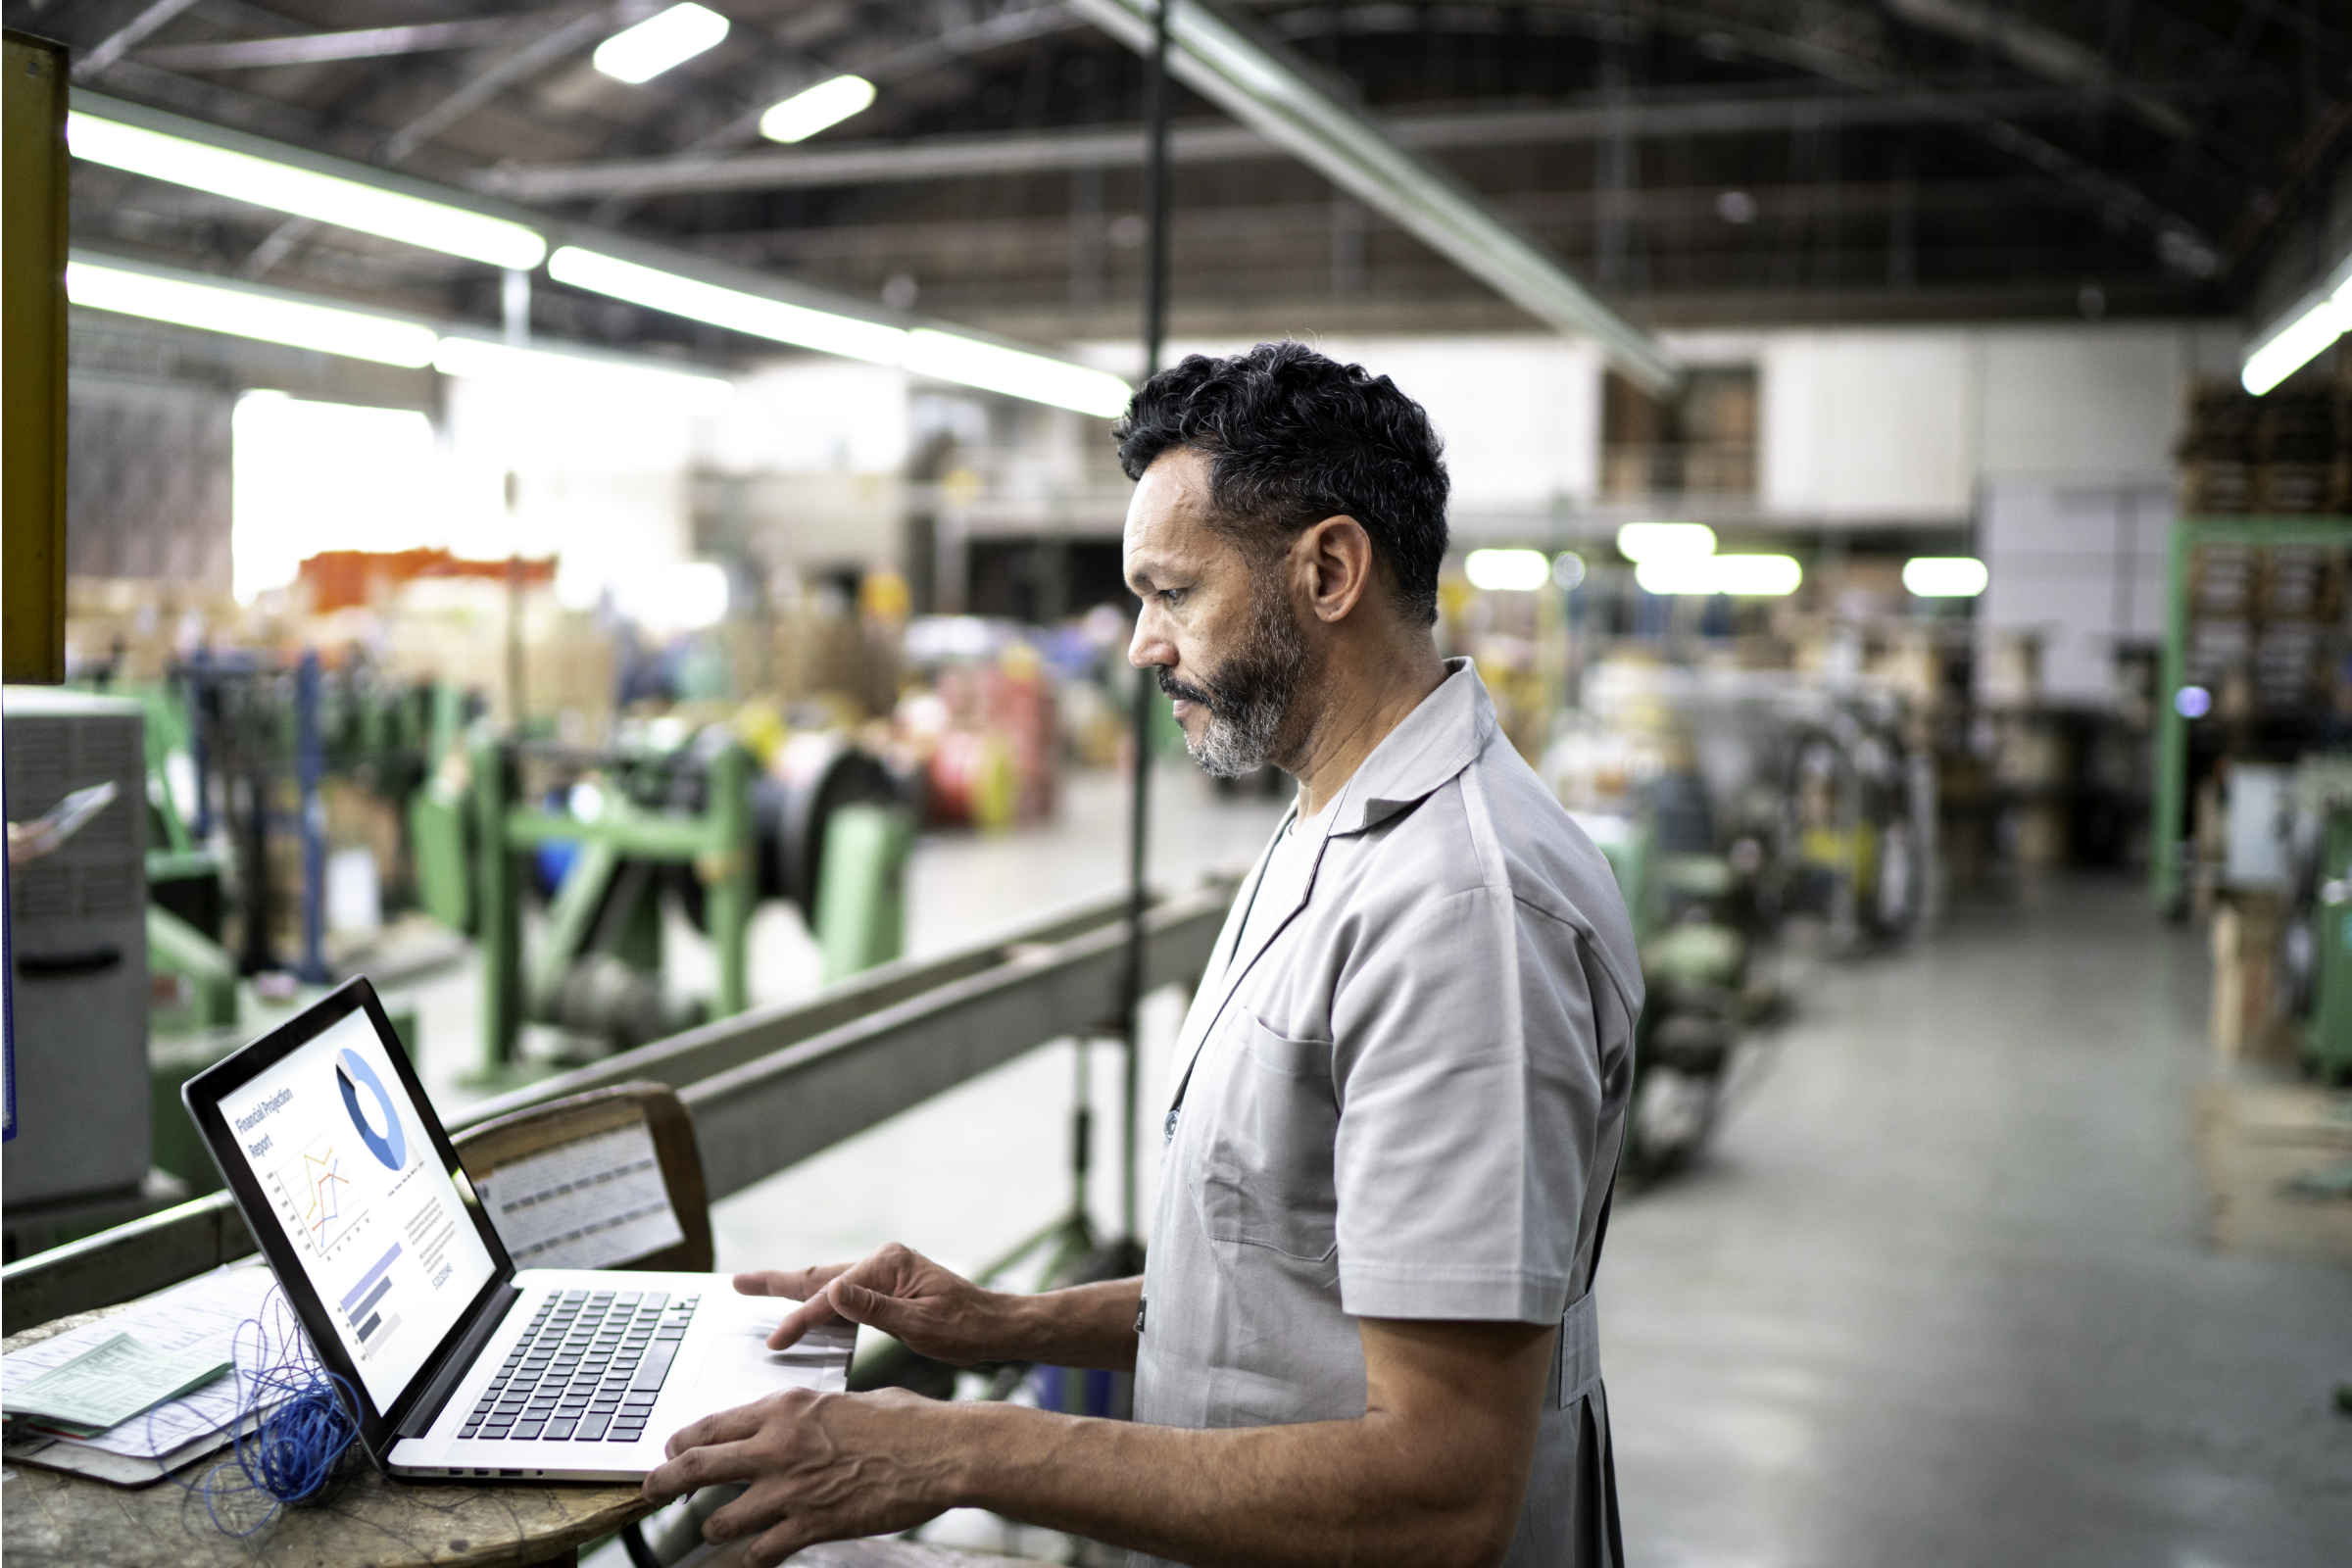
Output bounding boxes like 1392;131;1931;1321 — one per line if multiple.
1129;606;1172;671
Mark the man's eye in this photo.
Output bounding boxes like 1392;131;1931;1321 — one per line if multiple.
1160;588;1187;608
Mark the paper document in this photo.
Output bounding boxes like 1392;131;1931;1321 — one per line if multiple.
1;1263;279;1462
4;1333;230;1437
476;1120;686;1271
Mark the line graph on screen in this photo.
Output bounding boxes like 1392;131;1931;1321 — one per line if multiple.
274;1133;362;1257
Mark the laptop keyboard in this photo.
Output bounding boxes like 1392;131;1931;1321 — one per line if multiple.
460;1288;701;1444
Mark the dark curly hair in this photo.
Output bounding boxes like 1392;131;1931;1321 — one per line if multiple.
1113;341;1448;625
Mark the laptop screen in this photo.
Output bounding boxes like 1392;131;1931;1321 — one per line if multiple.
221;1005;499;1409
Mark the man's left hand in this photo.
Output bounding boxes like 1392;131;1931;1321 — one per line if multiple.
642;1387;957;1568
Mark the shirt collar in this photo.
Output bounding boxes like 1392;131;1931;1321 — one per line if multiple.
1309;657;1494;839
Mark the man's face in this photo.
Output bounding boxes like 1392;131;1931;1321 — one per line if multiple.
1122;448;1310;778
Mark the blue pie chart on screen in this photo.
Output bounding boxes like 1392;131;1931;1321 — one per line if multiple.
337;1048;408;1171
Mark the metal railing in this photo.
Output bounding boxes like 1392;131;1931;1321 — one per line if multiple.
0;880;1234;1331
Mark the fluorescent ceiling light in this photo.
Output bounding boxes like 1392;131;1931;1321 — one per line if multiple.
2241;294;2343;396
68;111;545;270
760;74;877;143
68;259;438;367
901;329;1130;417
1902;557;1989;598
549;245;906;364
1637;555;1802;597
433;336;734;415
550;247;1132;416
1464;549;1552;592
1616;521;1717;564
594;3;730;84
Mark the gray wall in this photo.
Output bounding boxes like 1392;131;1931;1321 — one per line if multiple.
68;373;234;588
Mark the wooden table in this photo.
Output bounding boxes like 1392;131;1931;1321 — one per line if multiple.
4;1307;1029;1568
4;1302;653;1568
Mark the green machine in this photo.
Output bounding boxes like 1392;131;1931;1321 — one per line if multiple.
415;726;913;1079
2285;760;2352;1081
414;732;756;1080
1572;808;1754;1175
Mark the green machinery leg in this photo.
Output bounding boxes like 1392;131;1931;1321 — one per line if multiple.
814;804;912;984
147;902;237;1030
701;742;755;1017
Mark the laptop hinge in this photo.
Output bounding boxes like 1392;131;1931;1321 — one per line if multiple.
397;1282;522;1441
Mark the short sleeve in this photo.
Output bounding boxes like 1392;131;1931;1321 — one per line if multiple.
1329;883;1609;1323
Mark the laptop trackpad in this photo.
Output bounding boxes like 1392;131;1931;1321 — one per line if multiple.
687;1295;857;1406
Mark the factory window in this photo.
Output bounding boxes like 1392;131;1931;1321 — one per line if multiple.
965;538;1130;623
229;392;440;605
1600;367;1757;499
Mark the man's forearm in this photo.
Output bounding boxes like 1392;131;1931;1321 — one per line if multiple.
931;1399;1511;1568
993;1277;1142;1371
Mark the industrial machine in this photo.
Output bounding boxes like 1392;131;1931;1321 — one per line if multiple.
2281;759;2352;1081
1780;703;1931;949
413;723;911;1078
3;689;154;1246
1574;806;1769;1178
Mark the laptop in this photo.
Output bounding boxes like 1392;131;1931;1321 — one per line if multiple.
183;977;854;1481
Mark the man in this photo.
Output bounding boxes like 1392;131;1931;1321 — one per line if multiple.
646;342;1642;1568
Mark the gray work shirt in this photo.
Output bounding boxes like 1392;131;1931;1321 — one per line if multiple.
1131;660;1642;1568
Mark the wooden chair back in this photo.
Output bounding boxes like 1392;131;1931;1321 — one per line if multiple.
451;1081;713;1273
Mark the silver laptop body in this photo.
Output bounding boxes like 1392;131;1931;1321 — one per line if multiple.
182;978;852;1483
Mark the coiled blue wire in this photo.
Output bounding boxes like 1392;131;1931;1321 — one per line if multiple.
155;1285;360;1537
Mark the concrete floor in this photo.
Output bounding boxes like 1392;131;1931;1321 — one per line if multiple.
1605;877;2352;1568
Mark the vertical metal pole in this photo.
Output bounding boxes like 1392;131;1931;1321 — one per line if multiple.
502;268;531;350
295;650;329;984
186;649;213;840
1141;0;1173;377
1120;0;1176;1247
473;732;521;1072
2152;516;2192;913
506;554;526;730
1071;1037;1094;1236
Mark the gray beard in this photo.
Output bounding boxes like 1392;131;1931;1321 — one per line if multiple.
1158;582;1309;779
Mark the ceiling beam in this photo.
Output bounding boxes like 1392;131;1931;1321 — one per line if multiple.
1517;0;2221;261
377;2;655;167
704;176;2070;265
1882;0;2192;140
1065;0;1679;392
133;8;601;74
73;0;206;80
466;83;2123;202
581;0;1086;226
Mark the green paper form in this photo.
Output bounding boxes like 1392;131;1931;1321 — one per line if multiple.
4;1333;231;1438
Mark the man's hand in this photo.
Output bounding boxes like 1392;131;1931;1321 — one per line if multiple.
735;1243;1017;1360
642;1387;958;1568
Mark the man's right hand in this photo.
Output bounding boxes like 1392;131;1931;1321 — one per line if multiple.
737;1243;1015;1361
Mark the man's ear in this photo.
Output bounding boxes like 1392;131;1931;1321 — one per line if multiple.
1298;514;1376;624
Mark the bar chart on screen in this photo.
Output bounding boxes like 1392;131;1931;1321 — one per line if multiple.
338;1239;405;1357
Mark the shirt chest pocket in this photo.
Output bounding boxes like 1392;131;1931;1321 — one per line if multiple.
1192;1011;1339;1263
